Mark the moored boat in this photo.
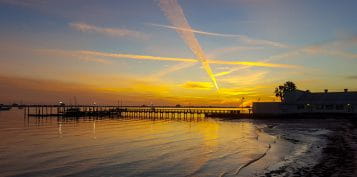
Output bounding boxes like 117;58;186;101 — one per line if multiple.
0;104;12;111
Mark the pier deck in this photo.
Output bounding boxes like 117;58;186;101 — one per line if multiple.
24;105;245;119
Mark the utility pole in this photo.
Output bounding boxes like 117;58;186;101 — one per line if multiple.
240;97;245;111
74;96;77;106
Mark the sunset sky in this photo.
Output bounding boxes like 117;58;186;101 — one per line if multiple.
0;0;357;106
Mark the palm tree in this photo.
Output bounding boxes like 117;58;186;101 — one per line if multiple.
274;81;297;101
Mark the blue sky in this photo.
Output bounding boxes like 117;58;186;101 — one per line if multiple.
0;0;356;105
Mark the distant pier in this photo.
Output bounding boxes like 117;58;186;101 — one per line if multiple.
23;105;246;119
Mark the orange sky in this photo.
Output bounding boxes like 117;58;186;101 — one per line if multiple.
0;0;357;106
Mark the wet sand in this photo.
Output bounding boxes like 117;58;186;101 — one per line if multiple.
260;119;357;177
297;120;357;177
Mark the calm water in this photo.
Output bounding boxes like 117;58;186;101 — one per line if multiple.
0;109;329;177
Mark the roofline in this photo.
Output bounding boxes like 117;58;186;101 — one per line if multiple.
307;91;357;94
294;89;357;94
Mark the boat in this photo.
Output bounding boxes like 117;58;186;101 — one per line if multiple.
63;107;84;117
0;105;12;111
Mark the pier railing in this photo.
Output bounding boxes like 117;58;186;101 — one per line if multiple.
23;105;247;119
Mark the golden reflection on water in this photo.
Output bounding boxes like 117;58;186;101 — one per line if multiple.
0;110;272;177
93;121;96;139
187;120;220;174
58;122;62;137
195;120;220;148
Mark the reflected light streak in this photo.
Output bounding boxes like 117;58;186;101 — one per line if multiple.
93;121;96;139
58;122;62;138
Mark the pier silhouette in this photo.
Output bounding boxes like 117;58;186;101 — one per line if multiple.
23;105;246;119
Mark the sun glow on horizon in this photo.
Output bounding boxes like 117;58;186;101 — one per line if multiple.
0;0;356;105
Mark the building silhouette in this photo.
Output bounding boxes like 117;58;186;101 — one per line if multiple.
253;89;356;115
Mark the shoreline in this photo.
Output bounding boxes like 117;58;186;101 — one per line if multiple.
297;120;357;177
256;119;357;177
234;118;357;177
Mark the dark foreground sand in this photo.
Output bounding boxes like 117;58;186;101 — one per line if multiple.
263;120;357;177
299;120;357;177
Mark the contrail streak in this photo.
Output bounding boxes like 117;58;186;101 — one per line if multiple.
78;50;297;68
148;23;289;48
78;50;197;62
70;22;148;40
148;23;243;37
158;0;219;90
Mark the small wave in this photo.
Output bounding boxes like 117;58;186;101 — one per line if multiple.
235;144;271;175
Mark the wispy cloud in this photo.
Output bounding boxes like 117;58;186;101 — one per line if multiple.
220;71;268;86
300;46;357;59
209;36;357;77
35;49;112;64
217;88;256;97
181;81;213;89
148;23;289;48
346;75;357;80
158;0;219;89
214;66;250;77
69;22;149;40
238;35;289;48
207;46;263;58
267;36;357;62
150;62;197;78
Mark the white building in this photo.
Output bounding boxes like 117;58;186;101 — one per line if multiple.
253;89;357;116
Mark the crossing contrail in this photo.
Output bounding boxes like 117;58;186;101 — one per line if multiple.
147;23;289;48
158;0;219;90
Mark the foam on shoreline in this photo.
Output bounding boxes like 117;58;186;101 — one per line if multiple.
234;120;331;176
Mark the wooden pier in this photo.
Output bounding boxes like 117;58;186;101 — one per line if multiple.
24;105;244;119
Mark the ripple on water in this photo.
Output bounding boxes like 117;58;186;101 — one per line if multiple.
0;110;322;177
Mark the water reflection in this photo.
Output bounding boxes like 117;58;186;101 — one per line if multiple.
1;110;273;177
58;121;62;138
93;121;96;139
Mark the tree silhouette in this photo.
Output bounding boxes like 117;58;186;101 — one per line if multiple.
274;81;297;101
